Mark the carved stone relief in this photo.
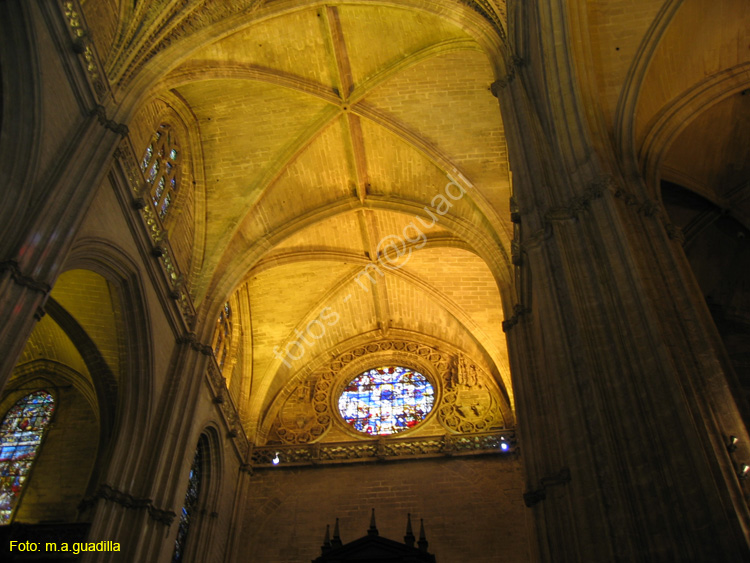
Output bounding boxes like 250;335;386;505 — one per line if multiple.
438;354;504;433
267;340;505;445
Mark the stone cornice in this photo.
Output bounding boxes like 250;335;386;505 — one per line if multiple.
249;430;516;469
205;361;250;459
61;0;110;100
516;177;670;247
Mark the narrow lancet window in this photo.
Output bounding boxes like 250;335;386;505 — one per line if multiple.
172;443;204;562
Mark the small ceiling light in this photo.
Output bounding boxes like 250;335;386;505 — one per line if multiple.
729;436;739;453
739;464;750;479
272;452;280;465
500;438;509;452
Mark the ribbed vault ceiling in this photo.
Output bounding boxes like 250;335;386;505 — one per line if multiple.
133;2;514;434
71;0;750;439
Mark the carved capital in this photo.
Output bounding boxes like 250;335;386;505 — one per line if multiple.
544;180;606;223
79;483;175;526
639;198;661;217
490;57;524;97
502;304;530;333
147;505;177;526
612;184;664;219
664;222;686;244
90;105;129;137
177;332;197;346
0;260;52;295
524;467;571;507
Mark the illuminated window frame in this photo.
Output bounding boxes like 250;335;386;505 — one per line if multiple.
0;390;55;524
140;125;181;220
337;366;435;436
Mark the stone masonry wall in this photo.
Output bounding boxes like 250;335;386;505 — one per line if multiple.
242;455;530;563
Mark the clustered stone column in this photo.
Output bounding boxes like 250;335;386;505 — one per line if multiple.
493;2;750;560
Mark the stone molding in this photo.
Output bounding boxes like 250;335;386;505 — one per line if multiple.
249;430;516;469
543;177;611;223
112;1;506;87
114;0;265;87
516;176;670;247
0;260;52;296
61;0;109;99
462;0;507;40
267;340;506;445
114;140;196;326
206;361;249;458
79;484;176;526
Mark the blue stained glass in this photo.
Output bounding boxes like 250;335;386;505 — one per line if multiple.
159;193;171;219
148;161;159;183
141;127;179;220
338;367;434;436
172;444;203;562
0;391;54;524
140;145;153;171
154;177;165;203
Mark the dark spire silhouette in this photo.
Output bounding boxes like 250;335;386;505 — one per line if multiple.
418;518;429;552
368;508;379;536
331;518;342;548
404;513;415;547
321;524;331;554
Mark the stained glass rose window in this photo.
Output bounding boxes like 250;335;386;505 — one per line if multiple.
338;366;434;435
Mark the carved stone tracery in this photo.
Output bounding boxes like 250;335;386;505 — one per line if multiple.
267;340;506;445
439;353;504;433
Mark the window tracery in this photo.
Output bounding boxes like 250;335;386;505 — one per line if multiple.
338;366;435;436
140;125;180;220
172;442;204;562
0;391;55;524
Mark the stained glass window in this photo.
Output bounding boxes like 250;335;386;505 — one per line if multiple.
338;367;435;436
172;443;203;563
211;302;232;372
140;125;180;220
0;391;55;524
